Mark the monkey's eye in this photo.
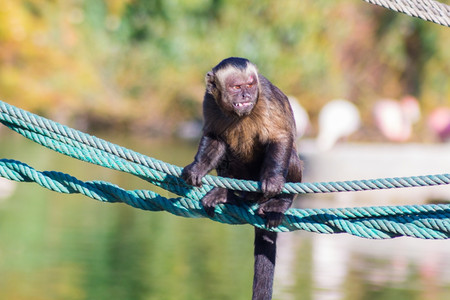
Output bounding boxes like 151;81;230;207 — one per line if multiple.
233;85;241;90
247;84;254;88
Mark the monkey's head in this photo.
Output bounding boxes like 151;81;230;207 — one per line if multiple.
206;57;259;117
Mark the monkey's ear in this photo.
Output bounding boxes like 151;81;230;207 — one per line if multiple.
205;71;217;92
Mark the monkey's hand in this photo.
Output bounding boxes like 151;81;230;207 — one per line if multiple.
182;163;206;187
261;174;285;198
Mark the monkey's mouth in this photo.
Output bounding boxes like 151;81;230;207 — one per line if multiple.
233;102;253;108
232;101;255;116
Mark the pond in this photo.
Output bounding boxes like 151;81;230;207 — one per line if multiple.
0;130;449;300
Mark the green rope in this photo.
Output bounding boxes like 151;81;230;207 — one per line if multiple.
1;159;448;239
0;100;449;239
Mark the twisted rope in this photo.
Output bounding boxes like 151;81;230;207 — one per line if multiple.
0;100;449;239
364;0;450;27
1;101;449;196
1;159;448;239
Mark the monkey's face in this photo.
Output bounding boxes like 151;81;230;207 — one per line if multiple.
222;72;259;117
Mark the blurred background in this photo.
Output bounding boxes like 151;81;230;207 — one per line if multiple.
0;0;449;140
0;0;449;299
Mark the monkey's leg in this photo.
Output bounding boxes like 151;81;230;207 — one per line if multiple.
253;227;277;300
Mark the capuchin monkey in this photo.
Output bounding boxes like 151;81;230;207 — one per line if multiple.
182;57;303;300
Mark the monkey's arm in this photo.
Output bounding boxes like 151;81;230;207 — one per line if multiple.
182;134;226;187
260;137;293;198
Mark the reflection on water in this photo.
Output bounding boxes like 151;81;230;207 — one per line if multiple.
0;132;449;299
276;231;450;300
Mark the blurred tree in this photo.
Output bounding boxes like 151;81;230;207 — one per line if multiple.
0;0;448;139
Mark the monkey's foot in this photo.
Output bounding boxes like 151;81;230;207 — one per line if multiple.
257;198;292;228
201;188;228;218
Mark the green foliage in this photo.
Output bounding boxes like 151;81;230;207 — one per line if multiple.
0;0;448;137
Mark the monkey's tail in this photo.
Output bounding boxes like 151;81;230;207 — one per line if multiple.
252;227;277;300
